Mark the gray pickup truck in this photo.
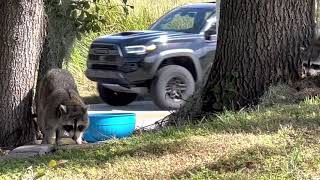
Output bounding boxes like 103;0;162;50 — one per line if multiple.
86;2;217;109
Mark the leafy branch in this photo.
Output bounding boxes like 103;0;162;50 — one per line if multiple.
45;0;133;39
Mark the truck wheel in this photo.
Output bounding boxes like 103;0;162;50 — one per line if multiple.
151;65;195;110
97;84;137;106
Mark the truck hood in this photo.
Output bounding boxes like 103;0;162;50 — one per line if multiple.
92;30;200;45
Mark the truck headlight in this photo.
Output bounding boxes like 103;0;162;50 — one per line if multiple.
125;44;157;55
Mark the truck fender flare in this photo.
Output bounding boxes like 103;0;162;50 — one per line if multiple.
144;49;203;82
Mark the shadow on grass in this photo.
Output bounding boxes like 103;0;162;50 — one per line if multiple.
171;144;288;179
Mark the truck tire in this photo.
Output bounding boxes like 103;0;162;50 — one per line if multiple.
151;65;195;110
97;84;137;106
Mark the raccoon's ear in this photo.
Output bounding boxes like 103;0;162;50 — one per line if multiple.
57;104;68;117
82;105;88;113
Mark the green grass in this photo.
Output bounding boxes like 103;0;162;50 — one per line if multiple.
1;98;320;179
67;0;212;97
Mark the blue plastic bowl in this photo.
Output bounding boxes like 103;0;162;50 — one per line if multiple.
83;113;136;143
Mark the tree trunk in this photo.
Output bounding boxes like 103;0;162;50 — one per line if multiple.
38;0;77;80
202;0;315;112
0;0;45;146
316;0;320;37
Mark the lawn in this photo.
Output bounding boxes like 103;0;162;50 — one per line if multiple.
1;98;320;179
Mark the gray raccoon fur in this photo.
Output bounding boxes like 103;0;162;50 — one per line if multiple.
36;69;89;145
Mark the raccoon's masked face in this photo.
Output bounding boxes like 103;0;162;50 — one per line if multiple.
58;104;89;144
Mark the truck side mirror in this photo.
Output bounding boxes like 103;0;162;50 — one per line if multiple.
204;24;217;40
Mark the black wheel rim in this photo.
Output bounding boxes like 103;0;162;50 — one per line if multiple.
165;77;187;102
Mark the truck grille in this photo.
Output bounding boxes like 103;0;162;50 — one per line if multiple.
91;64;118;71
91;63;138;73
88;43;123;66
88;54;119;62
89;43;121;56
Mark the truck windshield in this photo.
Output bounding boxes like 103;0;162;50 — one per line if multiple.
150;7;215;34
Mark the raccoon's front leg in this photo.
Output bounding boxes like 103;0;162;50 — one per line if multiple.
55;128;64;145
42;127;55;144
75;132;84;145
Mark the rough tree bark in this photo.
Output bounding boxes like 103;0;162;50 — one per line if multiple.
0;1;45;146
38;0;77;80
202;0;315;112
316;0;320;37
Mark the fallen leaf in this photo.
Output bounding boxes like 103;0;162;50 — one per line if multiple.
48;160;57;168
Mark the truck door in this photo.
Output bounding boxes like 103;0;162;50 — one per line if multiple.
200;16;218;80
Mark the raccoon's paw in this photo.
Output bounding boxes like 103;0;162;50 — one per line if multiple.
34;131;43;140
76;139;83;145
56;139;64;146
37;131;43;140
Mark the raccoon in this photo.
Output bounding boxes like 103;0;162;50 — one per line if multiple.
301;37;320;77
36;69;89;145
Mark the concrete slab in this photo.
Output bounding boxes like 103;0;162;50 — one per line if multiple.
11;145;54;156
0;144;55;160
88;101;173;130
88;101;162;112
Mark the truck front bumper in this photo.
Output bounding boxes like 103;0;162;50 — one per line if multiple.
86;67;152;83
